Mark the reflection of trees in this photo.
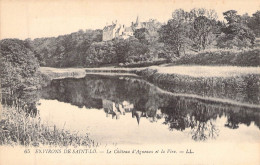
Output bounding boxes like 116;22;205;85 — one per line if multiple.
41;74;260;141
2;90;40;118
188;103;220;141
190;119;219;141
225;108;260;129
225;111;240;129
161;100;190;131
152;74;260;105
161;100;221;141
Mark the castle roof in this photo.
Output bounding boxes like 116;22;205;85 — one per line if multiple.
116;27;122;33
124;27;133;33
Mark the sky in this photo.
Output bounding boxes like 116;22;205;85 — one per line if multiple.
0;0;259;40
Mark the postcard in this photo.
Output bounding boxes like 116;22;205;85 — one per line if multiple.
1;0;259;164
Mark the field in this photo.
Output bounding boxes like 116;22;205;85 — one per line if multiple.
149;65;260;77
172;48;260;66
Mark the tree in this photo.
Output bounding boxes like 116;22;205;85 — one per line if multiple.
240;13;251;25
217;10;255;48
85;41;117;66
0;39;40;96
159;12;192;58
30;29;103;67
134;28;150;44
127;38;149;62
247;11;260;37
189;8;218;22
223;10;241;24
191;16;215;50
158;8;220;57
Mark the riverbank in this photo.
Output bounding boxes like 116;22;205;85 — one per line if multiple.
41;65;260;78
40;65;260;107
40;67;88;80
137;66;260;105
0;105;98;147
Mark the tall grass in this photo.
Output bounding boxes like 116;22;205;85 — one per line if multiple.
136;68;260;105
0;104;98;147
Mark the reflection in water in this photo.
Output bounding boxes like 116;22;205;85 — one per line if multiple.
150;74;260;104
1;90;40;118
39;74;260;143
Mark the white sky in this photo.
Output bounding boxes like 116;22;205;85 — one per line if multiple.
0;0;259;39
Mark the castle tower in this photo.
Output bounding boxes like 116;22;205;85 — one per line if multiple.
136;16;139;24
132;110;143;125
134;15;143;29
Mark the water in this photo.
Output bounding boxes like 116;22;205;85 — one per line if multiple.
37;74;260;145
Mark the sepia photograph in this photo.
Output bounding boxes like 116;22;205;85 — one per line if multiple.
0;0;260;164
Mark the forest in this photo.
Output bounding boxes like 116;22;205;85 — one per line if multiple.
1;8;260;93
2;8;258;70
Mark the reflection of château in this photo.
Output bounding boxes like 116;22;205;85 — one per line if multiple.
102;99;163;125
42;75;260;141
102;99;134;120
132;108;163;125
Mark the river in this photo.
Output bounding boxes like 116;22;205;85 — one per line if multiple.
36;74;260;145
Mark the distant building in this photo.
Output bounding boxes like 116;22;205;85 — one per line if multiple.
103;20;134;41
121;27;134;39
122;101;134;112
102;16;155;41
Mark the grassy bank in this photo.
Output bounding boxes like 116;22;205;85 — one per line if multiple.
40;67;88;80
135;67;260;105
0;105;97;147
172;48;260;66
149;65;260;77
118;59;168;68
40;65;260;105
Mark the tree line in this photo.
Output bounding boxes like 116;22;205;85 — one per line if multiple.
159;9;259;58
1;9;260;76
27;9;259;67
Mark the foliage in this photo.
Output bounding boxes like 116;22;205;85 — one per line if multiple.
158;8;219;59
134;20;162;44
137;67;260;104
191;16;216;50
0;39;41;95
134;28;150;44
114;37;150;63
217;10;255;48
159;17;192;58
85;41;117;66
2;8;259;69
247;11;260;37
124;38;150;63
223;10;241;24
31;29;102;67
114;39;130;63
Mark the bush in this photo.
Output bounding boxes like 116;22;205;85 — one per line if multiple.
0;39;41;95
